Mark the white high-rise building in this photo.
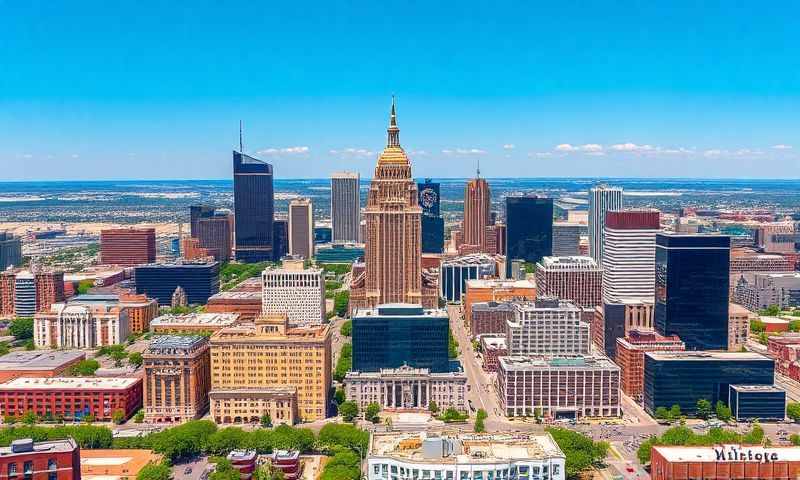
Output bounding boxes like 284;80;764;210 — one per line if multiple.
331;172;361;243
588;185;623;264
602;210;660;302
261;258;325;325
506;298;591;357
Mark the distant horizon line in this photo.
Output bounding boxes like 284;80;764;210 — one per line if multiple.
3;175;800;183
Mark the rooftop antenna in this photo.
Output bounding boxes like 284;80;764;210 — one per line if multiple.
239;120;244;153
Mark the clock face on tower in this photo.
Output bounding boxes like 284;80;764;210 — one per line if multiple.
420;188;438;209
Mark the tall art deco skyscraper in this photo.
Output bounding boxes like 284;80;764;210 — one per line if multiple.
349;99;438;310
463;171;491;252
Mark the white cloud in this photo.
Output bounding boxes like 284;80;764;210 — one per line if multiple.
22;154;33;159
611;143;654;153
580;143;603;153
554;144;577;152
442;148;487;155
410;150;428;156
772;144;793;150
257;146;310;155
554;143;604;153
70;154;80;159
329;147;374;157
703;149;723;157
528;152;553;158
503;144;515;150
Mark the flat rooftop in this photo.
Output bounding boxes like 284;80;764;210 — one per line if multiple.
81;449;163;480
208;291;261;300
730;384;784;393
355;304;448;318
645;351;770;361
538;255;600;269
499;355;620;371
653;444;800;463
0;350;85;371
0;376;140;391
0;439;77;456
442;253;498;266
480;336;507;349
145;335;207;352
151;312;240;327
466;279;535;289
370;432;565;463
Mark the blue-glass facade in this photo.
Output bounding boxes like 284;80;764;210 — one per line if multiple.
315;244;364;263
134;261;220;305
233;151;274;263
729;385;786;421
314;226;332;244
352;304;449;373
505;196;553;276
654;233;731;350
601;302;626;359
272;219;288;261
643;352;774;416
418;180;444;253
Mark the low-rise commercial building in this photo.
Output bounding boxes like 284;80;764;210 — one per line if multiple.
81;449;163;480
643;351;775;417
767;334;800;382
209;387;297;426
206;291;262;321
463;279;535;328
34;300;129;349
150;312;239;335
615;330;685;402
143;335;211;423
729;303;756;351
497;355;621;419
439;254;498;303
367;432;567;480
729;384;786;421
470;301;515;337
650;444;800;480
60;294;158;334
0;377;142;421
734;272;800;312
210;314;331;422
0;439;80;480
344;364;467;412
480;335;507;372
0;351;85;383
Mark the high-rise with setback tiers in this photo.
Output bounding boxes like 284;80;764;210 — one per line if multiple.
331;172;361;243
350;99;437;310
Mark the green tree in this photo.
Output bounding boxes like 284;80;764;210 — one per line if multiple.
787;402;800;422
77;279;95;295
696;399;712;419
340;320;352;337
334;291;350;317
21;411;38;425
4;414;17;425
128;352;143;368
715;401;732;421
9;317;34;340
261;413;272;428
112;409;126;425
83;414;96;424
70;359;100;376
318;423;369;453
448;329;459;359
339;401;359;422
0;342;9;356
134;410;145;423
760;305;782;317
334;343;352;382
207;428;249;456
428;401;439;415
654;406;670;420
320;449;360;480
210;458;241;480
791;434;800;446
111;349;128;367
669;404;682;420
474;409;487;433
546;427;608;478
750;319;766;334
136;463;172;480
23;339;35;351
365;403;380;423
333;388;346;405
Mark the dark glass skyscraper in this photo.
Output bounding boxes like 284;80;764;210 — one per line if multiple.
352;304;449;373
654;233;730;350
272;219;288;261
505;196;553;276
233;151;274;263
418;180;444;253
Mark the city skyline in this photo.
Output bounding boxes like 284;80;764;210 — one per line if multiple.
2;2;799;180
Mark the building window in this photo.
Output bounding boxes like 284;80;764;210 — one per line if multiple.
8;463;17;477
48;459;57;480
23;461;33;480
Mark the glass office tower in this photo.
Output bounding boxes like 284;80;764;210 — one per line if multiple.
643;351;774;416
418;180;444;253
505;196;553;276
233;151;274;263
654;233;730;350
352;304;449;373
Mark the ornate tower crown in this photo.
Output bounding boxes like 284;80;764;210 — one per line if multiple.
387;95;400;147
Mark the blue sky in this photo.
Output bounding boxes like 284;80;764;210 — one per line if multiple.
1;1;799;180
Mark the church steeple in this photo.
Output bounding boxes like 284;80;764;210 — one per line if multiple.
387;96;400;148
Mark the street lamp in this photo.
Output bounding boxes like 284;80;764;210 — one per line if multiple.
354;444;367;480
